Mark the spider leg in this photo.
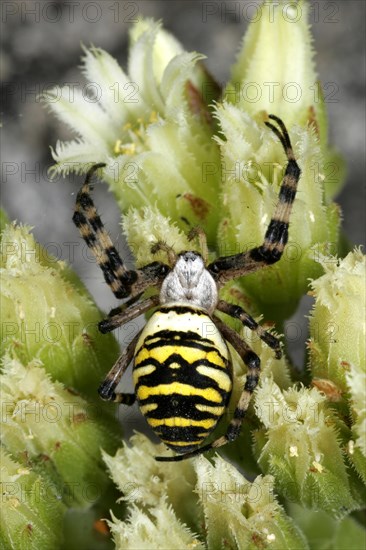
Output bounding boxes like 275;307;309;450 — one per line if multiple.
216;299;282;359
132;262;170;296
188;226;209;264
155;317;260;462
72;163;140;299
207;115;301;286
151;241;178;267
106;293;143;319
99;295;160;334
98;329;142;402
73;164;169;297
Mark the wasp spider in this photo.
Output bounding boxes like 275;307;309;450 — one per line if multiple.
73;115;301;462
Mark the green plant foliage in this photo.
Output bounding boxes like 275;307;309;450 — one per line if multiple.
2;0;363;548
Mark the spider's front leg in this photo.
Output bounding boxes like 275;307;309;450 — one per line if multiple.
73;164;169;301
73;165;170;401
72;163;140;299
208;115;301;286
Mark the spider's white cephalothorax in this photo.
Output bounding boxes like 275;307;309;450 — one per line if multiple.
159;251;218;312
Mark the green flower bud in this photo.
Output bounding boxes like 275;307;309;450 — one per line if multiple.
1;355;121;508
196;456;307;550
102;433;198;530
122;206;192;266
253;378;360;517
108;502;204;550
0;447;66;549
0;224;119;398
308;249;365;393
308;249;366;482
43;19;222;242
104;434;308;549
226;0;345;203
227;0;317;130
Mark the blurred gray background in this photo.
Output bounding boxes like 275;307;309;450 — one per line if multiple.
1;1;365;431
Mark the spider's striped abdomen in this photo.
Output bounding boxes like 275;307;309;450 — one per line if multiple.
133;304;232;453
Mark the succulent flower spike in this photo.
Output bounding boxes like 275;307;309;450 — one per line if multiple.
35;0;363;547
253;378;363;517
0;223;119;398
43;19;222;243
308;249;366;482
1;355;122;508
103;433;307;549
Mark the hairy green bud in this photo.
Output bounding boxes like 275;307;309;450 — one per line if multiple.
104;433;308;549
0;447;66;549
0;224;119;398
253;379;362;517
1;356;121;508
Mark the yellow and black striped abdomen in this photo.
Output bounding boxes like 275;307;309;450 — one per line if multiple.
133;304;232;453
